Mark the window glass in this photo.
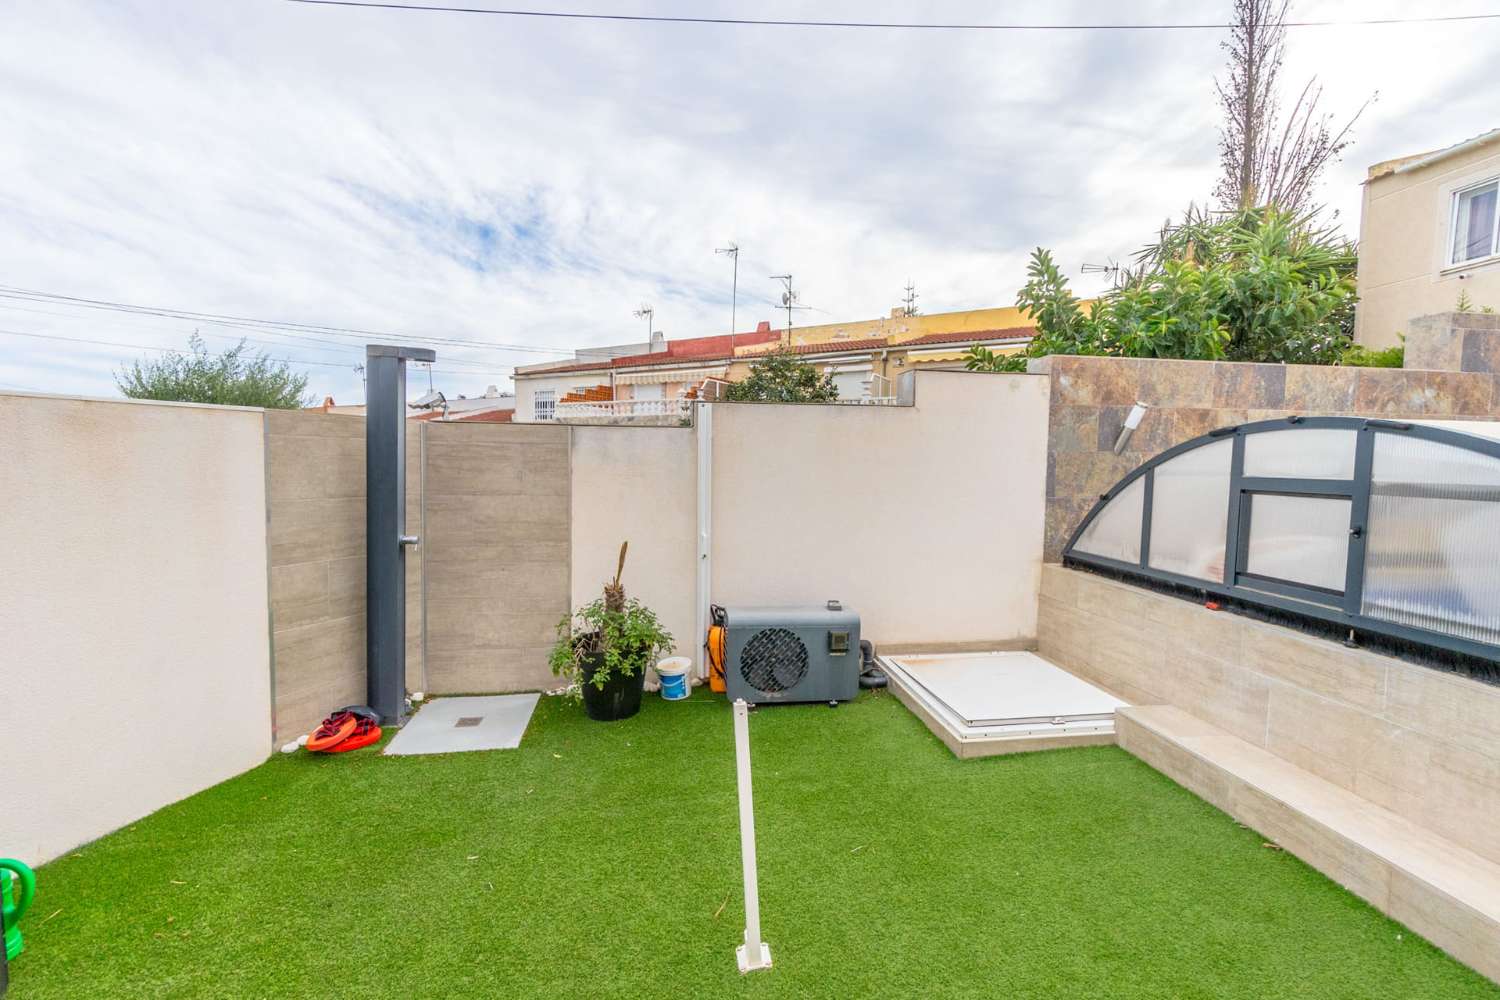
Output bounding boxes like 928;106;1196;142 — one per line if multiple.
534;390;556;421
1072;476;1144;565
1242;428;1356;480
1148;438;1232;580
1244;494;1351;592
1362;432;1500;644
1452;181;1498;264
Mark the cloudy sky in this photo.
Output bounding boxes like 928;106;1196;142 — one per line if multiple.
1;0;1495;402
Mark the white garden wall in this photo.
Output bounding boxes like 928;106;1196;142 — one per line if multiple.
711;371;1050;648
569;424;699;665
0;393;272;864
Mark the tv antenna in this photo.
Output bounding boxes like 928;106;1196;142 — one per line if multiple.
715;243;740;344
771;274;807;345
1081;260;1123;284
633;304;655;339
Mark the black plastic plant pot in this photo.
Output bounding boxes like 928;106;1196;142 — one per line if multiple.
578;650;646;722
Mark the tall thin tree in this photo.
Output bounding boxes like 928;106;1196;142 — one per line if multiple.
1214;0;1373;215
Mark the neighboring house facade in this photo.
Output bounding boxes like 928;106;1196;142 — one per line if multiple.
1356;128;1500;348
408;384;516;422
513;327;783;423
511;321;1034;423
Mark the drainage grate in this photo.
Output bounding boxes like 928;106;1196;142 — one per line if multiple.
454;716;484;728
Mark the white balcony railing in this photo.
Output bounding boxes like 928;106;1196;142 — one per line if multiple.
833;396;898;406
555;398;693;420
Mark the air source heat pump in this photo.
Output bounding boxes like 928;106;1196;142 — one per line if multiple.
722;602;860;705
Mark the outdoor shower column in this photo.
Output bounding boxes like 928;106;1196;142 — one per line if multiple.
366;344;436;725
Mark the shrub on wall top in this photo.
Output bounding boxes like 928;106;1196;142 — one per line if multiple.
966;207;1358;373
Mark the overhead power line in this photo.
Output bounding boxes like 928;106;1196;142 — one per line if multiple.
0;284;583;356
0;299;520;374
0;327;516;378
284;0;1500;31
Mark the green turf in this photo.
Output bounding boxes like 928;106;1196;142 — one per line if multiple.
9;689;1497;999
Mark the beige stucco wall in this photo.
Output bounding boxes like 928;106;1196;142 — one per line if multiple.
711;370;1050;647
570;425;699;667
0;393;272;864
1039;565;1500;868
1356;138;1500;348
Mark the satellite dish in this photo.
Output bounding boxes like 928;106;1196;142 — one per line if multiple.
781;292;792;306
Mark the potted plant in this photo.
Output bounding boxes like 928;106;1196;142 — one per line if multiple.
550;542;674;722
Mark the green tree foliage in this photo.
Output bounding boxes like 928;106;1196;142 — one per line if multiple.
724;346;840;402
965;207;1357;372
1013;248;1102;357
963;344;1028;374
116;333;313;409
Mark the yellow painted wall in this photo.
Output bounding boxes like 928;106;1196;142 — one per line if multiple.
746;304;1035;353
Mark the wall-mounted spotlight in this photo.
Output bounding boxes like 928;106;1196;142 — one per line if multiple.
1113;402;1149;455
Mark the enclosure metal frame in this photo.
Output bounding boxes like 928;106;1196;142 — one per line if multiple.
1063;415;1500;665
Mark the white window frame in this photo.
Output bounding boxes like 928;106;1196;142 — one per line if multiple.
533;389;556;421
1446;176;1500;269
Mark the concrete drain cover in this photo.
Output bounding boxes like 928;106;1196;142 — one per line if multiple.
383;694;539;756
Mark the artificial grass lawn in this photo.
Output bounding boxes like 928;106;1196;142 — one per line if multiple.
12;690;1498;999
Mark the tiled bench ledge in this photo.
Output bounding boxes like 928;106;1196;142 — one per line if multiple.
1117;704;1500;985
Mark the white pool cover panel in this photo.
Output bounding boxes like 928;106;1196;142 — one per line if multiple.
884;651;1124;729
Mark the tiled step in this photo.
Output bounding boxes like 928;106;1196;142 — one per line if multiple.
1118;704;1500;984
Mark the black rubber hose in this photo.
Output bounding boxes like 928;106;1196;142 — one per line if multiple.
858;638;888;689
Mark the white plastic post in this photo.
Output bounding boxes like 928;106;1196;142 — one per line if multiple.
733;698;772;973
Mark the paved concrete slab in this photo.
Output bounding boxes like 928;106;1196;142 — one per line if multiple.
383;694;539;756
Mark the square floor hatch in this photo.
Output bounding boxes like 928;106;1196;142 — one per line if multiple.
383;694;539;756
881;651;1127;758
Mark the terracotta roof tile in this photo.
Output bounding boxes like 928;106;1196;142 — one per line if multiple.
780;337;891;355
518;325;1034;377
454;408;514;423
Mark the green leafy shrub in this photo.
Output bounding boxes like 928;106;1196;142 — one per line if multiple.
725;347;839;402
551;541;673;695
550;596;674;694
116;333;313;408
972;207;1358;372
1340;337;1404;368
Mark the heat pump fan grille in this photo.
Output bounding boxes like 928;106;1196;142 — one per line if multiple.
740;628;809;693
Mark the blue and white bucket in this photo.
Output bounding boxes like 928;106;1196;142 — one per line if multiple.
656;656;692;701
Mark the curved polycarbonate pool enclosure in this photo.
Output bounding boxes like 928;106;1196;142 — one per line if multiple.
1063;416;1500;665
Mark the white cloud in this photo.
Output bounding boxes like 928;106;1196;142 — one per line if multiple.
0;0;1492;400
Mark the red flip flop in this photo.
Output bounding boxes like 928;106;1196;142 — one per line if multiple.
327;718;382;753
306;712;358;753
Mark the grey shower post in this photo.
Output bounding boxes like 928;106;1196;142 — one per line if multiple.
366;344;435;724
